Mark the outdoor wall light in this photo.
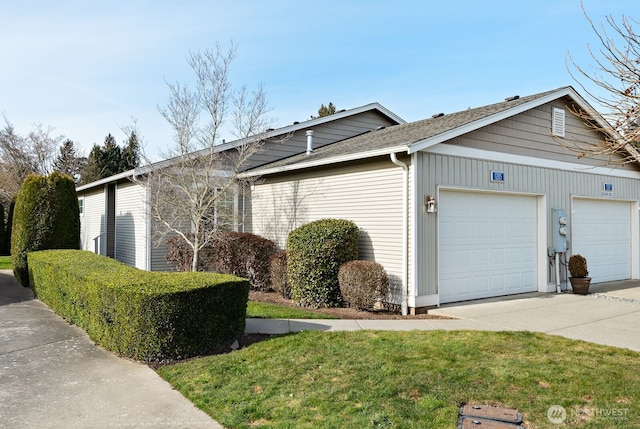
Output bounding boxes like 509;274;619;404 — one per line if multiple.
425;195;437;213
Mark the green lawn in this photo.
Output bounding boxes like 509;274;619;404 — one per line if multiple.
158;330;640;428
0;256;11;270
246;301;338;319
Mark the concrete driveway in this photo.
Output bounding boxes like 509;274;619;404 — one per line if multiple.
0;270;221;429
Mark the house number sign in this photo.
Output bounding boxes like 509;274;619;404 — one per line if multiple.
491;171;505;183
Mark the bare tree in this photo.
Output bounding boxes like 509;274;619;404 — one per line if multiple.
566;4;640;164
0;117;63;206
149;42;273;271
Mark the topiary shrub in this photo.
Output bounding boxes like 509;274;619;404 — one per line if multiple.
11;172;80;287
269;250;290;298
287;218;359;308
338;260;389;310
210;232;277;291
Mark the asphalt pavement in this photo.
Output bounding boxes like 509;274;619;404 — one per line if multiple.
0;269;222;429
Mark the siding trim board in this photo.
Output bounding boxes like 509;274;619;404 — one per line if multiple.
426;143;640;180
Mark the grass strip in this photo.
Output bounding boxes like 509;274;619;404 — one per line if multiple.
246;301;338;319
0;256;11;270
159;330;640;428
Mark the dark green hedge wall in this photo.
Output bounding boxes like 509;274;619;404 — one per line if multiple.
28;250;249;361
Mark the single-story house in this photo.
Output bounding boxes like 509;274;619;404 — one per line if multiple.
78;86;640;314
76;103;404;271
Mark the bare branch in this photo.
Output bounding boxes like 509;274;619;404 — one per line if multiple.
566;3;640;164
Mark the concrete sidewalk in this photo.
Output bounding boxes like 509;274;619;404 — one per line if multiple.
246;280;640;352
0;270;222;429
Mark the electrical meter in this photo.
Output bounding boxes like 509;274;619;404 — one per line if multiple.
552;208;568;253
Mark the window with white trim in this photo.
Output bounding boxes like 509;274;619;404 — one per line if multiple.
78;197;84;216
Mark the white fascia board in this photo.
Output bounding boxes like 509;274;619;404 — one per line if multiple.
408;87;586;154
76;169;137;192
240;146;409;178
426;143;640;179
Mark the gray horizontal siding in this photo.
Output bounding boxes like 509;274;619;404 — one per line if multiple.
452;97;639;170
417;151;640;296
243;111;398;170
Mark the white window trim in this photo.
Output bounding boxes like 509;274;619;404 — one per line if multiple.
552;107;566;137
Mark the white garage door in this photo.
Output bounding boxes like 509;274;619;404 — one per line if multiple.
572;199;631;283
439;191;538;303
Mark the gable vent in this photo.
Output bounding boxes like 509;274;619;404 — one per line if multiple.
552;107;566;137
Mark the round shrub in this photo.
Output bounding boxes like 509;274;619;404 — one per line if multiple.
210;232;277;291
339;260;389;310
269;250;290;299
11;172;80;287
287;218;359;308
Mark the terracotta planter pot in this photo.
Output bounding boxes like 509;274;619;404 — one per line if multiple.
569;277;591;295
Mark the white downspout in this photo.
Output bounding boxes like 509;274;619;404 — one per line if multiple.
390;152;409;316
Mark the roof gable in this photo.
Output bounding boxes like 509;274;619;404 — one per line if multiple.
244;86;629;177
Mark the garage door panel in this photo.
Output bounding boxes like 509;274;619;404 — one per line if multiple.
572;199;631;283
439;191;538;303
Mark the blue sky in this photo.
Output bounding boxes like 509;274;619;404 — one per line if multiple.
2;0;639;160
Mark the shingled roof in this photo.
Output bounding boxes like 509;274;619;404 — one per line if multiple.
243;86;585;176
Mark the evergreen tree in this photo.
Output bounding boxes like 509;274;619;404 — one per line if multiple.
317;102;337;117
122;131;140;171
53;139;87;182
79;133;140;185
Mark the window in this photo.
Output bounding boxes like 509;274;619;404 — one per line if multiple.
552;107;566;137
203;187;237;232
78;197;84;216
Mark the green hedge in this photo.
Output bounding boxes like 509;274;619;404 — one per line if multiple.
28;250;249;361
287;219;359;308
12;172;79;287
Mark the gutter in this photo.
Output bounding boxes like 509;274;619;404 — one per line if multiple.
390;152;409;316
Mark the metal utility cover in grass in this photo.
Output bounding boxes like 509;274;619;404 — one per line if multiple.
458;404;523;428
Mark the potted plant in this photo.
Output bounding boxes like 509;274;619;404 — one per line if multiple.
568;253;591;295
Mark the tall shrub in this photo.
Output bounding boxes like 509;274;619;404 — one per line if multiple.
12;172;80;287
210;232;277;291
287;219;359;308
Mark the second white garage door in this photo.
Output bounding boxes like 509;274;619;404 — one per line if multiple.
439;191;538;303
572;199;631;283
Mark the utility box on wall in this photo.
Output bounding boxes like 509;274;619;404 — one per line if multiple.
552;208;568;253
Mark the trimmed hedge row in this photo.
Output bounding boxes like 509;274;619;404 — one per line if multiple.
28;250;249;361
